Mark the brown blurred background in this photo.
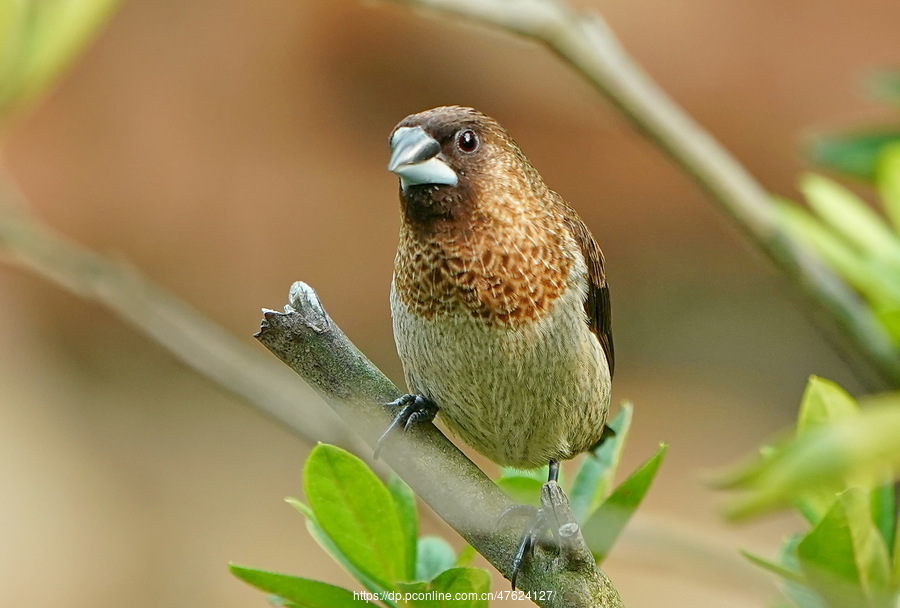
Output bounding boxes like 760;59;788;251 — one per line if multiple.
2;0;898;606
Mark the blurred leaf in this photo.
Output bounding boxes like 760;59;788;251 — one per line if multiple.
894;511;900;587
797;376;859;436
569;403;633;522
800;174;900;270
286;498;392;598
780;534;828;608
794;377;861;523
876;143;900;232
397;568;490;608
715;400;900;520
495;475;542;507
870;482;896;557
741;550;805;584
797;376;859;434
865;69;900;106
229;564;375;607
415;536;456;582
0;0;123;126
582;443;667;562
303;445;406;589
430;568;491;607
396;581;436;607
874;309;900;345
806;131;900;182
387;473;418;580
776;200;900;307
796;489;893;608
499;464;555;485
454;544;477;568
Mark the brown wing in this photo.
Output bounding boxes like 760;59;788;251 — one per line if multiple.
557;196;614;377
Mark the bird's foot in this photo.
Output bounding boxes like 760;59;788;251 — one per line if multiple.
374;394;438;458
500;501;559;590
500;505;553;589
500;463;590;590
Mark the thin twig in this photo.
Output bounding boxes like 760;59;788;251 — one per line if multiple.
255;281;624;607
385;0;900;387
0;166;356;448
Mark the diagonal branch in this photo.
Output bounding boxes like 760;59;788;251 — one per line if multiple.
385;0;900;387
0;166;356;448
255;281;624;608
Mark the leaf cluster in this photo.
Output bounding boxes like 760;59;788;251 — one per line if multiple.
716;376;900;608
231;444;489;607
778;69;900;350
232;405;665;606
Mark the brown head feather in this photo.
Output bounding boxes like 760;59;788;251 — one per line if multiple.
392;106;613;365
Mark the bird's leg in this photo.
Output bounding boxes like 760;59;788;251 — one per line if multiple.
374;394;438;458
548;459;560;483
504;459;564;589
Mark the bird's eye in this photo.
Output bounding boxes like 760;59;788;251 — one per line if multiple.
456;129;479;153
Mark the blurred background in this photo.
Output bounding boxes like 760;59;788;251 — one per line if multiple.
1;0;898;606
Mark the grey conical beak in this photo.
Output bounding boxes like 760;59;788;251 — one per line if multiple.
388;126;458;190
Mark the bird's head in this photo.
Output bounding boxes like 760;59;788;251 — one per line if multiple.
388;106;543;226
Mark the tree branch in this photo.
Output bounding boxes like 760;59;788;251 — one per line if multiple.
0;167;356;449
384;0;900;387
255;281;624;608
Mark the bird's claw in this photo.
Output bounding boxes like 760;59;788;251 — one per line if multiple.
374;394;438;458
500;503;557;590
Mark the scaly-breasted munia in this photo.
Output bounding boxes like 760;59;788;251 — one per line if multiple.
381;106;614;585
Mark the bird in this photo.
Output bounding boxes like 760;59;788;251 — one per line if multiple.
380;106;614;587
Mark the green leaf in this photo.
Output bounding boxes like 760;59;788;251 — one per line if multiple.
716;401;900;520
870;482;896;559
395;581;437;607
430;568;491;607
228;564;375;607
800;174;900;272
415;536;457;582
0;0;123;124
387;474;418;580
796;488;893;608
495;475;543;507
741;550;806;584
893;510;900;588
876;143;900;232
780;534;828;608
453;544;477;568
797;376;860;434
775;200;900;307
286;498;392;599
499;464;556;485
805;131;900;182
875;308;900;344
582;443;667;562
397;568;490;607
303;445;406;589
569;403;633;522
794;377;861;523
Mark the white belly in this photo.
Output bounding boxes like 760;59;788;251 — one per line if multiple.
390;276;611;469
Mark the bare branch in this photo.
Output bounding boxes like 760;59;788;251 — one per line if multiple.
385;0;900;387
255;281;624;608
0;167;356;448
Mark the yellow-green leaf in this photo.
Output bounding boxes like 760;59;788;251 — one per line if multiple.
876;143;900;232
303;444;406;589
582;443;666;562
229;564;376;607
